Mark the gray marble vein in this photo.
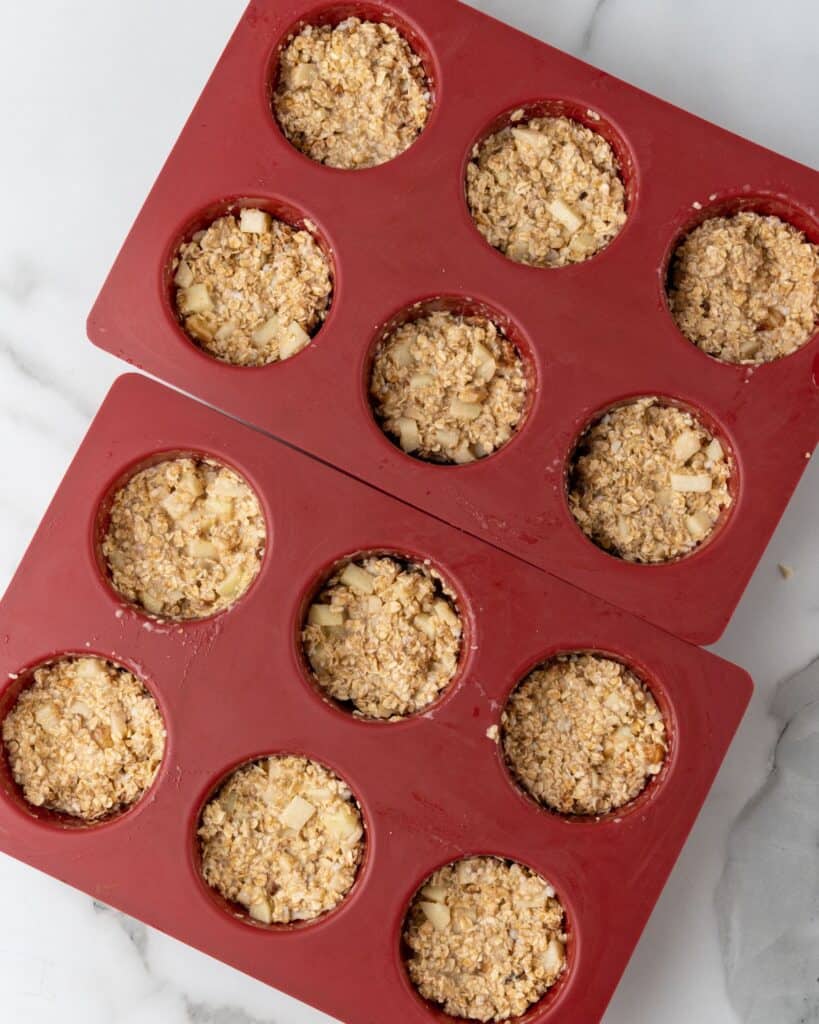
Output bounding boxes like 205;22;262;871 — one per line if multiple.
717;656;819;1024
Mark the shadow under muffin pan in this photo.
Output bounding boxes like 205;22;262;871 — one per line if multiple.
88;0;819;645
0;375;751;1023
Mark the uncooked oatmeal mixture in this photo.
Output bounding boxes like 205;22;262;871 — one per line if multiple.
103;457;265;619
502;654;666;816
273;18;431;169
173;209;332;366
370;311;527;464
668;211;819;364
404;857;567;1022
2;656;165;821
466;113;627;267
569;398;732;563
302;556;461;719
199;755;364;924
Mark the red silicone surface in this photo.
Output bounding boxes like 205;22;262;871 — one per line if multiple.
0;375;751;1024
87;0;819;645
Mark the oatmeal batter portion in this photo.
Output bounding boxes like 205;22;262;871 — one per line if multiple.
502;654;666;817
273;18;431;169
404;857;567;1022
2;656;165;821
569;398;732;563
102;457;265;620
173;209;332;366
466;113;627;268
668;211;819;364
370;311;528;464
302;555;462;719
198;755;364;924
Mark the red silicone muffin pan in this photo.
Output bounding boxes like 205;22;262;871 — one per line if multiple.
0;374;751;1024
87;0;819;645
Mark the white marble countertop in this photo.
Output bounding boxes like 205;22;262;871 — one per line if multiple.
0;2;816;1022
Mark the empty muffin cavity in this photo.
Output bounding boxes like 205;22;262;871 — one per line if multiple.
198;755;364;925
302;555;462;720
173;209;332;366
568;398;733;563
466;113;627;268
273;17;431;169
502;654;667;817
668;210;819;364
2;656;165;822
370;310;528;463
404;856;567;1022
102;456;265;620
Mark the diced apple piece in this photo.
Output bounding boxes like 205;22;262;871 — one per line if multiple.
409;373;435;388
289;62;317;87
685;510;713;540
279;322;311;360
413;613;436;640
174;260;194;288
452;445;476;464
188;539;219;560
214;321;238;343
433;600;459;629
543;938;565;974
68;699;92;719
209;474;243;499
340;563;375;594
308;604;345;628
435;428;460;448
397;417;420;453
248;898;273;924
180;283;213;315
177;469;204;499
252;315;283;347
35;703;60;732
74;658;106;682
670;472;712;493
705;438;724;463
205;495;235;522
420;901;451;930
162;490;195;520
110;705;127;742
672;430;702;463
421;884;448;903
139;590;165;615
239;208;271;234
473;355;497;384
511;127;550;154
391;341;414;368
547;197;584;234
323;803;362;841
185;314;214;343
569;230;598;255
450;399;482;421
217;568;244;598
279;795;316;832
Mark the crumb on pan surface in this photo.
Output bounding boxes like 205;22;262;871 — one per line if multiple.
502;654;666;816
173;209;332;367
302;555;462;720
198;755;364;925
404;856;567;1022
568;397;732;563
102;457;265;620
466;113;627;268
2;656;165;821
370;311;528;464
273;18;431;169
668;211;819;364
